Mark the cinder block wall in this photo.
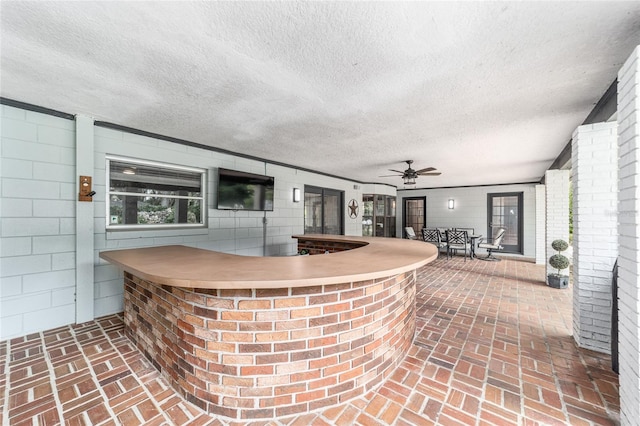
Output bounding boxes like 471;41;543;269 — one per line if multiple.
572;122;618;353
617;45;640;426
0;106;77;337
0;104;365;340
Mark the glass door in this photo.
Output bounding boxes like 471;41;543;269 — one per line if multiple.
487;192;523;253
304;186;344;235
323;189;342;235
362;194;396;237
403;197;426;238
304;188;323;234
362;195;374;236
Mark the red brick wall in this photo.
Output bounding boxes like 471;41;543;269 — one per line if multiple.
124;270;416;420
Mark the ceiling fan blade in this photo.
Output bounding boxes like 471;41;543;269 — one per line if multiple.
388;169;405;174
379;174;403;177
415;167;436;173
419;172;442;176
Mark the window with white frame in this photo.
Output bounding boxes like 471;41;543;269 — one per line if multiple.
106;156;206;229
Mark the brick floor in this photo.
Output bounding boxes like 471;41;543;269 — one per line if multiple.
0;258;619;425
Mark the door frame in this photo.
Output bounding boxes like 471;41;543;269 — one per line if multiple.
487;192;523;254
304;185;344;235
402;196;426;237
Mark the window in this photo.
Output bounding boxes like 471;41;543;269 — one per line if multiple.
106;156;206;230
362;194;396;237
304;186;344;235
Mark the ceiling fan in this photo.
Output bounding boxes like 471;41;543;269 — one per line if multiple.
380;160;441;185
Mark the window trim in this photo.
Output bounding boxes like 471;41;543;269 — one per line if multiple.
105;155;207;231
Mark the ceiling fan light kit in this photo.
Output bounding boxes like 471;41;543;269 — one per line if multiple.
381;160;441;186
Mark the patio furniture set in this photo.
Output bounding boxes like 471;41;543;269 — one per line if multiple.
405;226;506;261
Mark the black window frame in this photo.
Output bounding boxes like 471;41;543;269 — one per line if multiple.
304;185;344;235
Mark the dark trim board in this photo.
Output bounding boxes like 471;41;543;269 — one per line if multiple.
544;78;618;178
0;97;75;120
95;121;394;187
582;79;617;125
398;181;539;191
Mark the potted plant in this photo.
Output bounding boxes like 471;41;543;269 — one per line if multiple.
298;249;310;256
548;239;569;289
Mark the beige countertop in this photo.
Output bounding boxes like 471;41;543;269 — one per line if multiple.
99;234;437;289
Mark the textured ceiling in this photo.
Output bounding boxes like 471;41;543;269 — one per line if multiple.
2;2;639;188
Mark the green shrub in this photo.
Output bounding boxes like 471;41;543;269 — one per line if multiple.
551;239;568;252
549;238;570;276
549;254;570;274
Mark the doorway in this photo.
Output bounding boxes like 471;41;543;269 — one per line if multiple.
403;197;426;238
487;192;523;253
304;186;344;235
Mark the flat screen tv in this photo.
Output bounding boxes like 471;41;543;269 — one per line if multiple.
216;168;274;211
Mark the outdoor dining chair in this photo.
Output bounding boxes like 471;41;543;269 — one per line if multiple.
445;229;470;261
422;228;447;258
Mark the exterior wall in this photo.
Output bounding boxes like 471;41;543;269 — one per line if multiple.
92;127;364;319
572;122;618;353
396;184;537;258
0;105;367;340
360;183;396;197
0;106;77;338
617;45;640;426
545;170;570;278
535;185;546;265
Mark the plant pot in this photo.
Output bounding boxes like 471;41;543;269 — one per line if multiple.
547;274;569;289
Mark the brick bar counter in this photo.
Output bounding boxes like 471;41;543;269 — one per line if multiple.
100;235;437;420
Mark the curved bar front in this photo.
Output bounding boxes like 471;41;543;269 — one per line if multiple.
99;235;437;420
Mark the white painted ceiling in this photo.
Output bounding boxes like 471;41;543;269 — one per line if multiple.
2;2;639;188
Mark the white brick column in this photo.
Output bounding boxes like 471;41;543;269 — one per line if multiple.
572;122;618;353
545;170;570;280
535;184;546;265
618;45;640;426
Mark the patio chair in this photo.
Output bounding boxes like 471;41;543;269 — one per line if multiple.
404;226;418;240
454;227;474;235
445;229;470;261
422;228;447;258
477;228;506;261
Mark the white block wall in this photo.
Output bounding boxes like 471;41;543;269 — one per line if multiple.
0;104;366;339
0;106;77;338
617;45;640;426
545;170;570;279
535;185;546;264
396;184;537;257
572;122;618;353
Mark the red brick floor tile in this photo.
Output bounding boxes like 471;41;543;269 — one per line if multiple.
0;258;621;425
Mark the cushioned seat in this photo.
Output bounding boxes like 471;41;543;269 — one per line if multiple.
477;228;506;261
404;226;417;240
